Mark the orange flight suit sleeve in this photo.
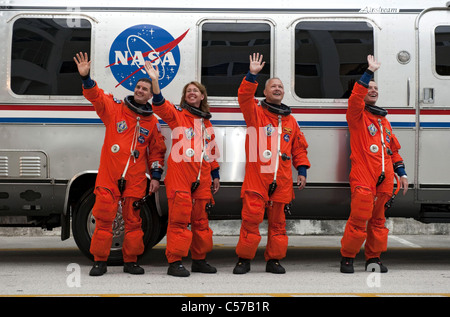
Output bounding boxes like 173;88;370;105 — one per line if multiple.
237;78;259;127
147;121;167;176
82;82;115;126
152;99;180;130
385;121;404;169
346;82;366;127
291;125;311;170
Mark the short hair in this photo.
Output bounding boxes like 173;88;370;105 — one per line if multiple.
265;77;283;89
136;77;152;90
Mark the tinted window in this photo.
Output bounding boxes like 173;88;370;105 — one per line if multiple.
435;25;450;76
202;23;271;97
11;18;91;95
295;21;373;99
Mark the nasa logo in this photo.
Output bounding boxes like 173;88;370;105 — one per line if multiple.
107;24;189;91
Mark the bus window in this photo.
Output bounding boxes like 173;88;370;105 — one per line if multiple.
201;22;271;97
435;25;450;76
11;18;91;96
294;21;373;99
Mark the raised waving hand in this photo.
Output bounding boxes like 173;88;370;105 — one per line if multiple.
249;53;266;75
73;52;91;77
367;55;381;72
144;61;161;95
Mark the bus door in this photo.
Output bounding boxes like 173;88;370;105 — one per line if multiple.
417;8;450;203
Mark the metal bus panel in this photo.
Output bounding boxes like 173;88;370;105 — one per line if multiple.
0;1;449;238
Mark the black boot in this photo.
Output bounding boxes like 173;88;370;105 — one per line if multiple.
89;261;107;276
233;258;251;274
191;259;217;273
365;257;388;273
123;262;145;275
266;259;286;274
167;261;190;277
340;257;354;274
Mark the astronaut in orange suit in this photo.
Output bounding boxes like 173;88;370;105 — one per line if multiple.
340;55;409;273
233;53;311;274
145;61;220;277
74;53;166;276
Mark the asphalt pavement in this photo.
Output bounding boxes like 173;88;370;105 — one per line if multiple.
0;234;449;298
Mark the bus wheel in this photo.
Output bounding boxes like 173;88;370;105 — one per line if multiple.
72;188;162;265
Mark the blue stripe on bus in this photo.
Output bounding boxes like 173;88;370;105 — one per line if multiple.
419;122;450;128
0;118;103;124
0;118;445;128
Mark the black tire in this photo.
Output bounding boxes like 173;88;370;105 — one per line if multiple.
72;188;163;265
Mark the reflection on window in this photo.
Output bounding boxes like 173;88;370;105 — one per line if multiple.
202;23;271;97
435;26;450;76
295;21;373;99
11;18;91;96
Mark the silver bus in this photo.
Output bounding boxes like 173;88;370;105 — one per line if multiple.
1;0;449;263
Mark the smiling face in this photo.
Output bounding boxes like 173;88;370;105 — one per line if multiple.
364;80;378;106
264;78;284;105
133;79;152;104
183;83;205;108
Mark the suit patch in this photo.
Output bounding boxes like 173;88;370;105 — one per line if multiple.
185;127;195;140
264;124;274;136
368;123;377;136
140;127;149;136
117;120;128;133
283;127;292;135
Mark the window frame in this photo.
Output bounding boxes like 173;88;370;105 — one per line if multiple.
291;17;378;105
197;18;275;105
434;24;450;78
8;14;93;102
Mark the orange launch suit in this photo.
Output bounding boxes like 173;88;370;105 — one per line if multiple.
341;81;405;260
83;83;166;262
152;98;220;264
236;77;310;261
